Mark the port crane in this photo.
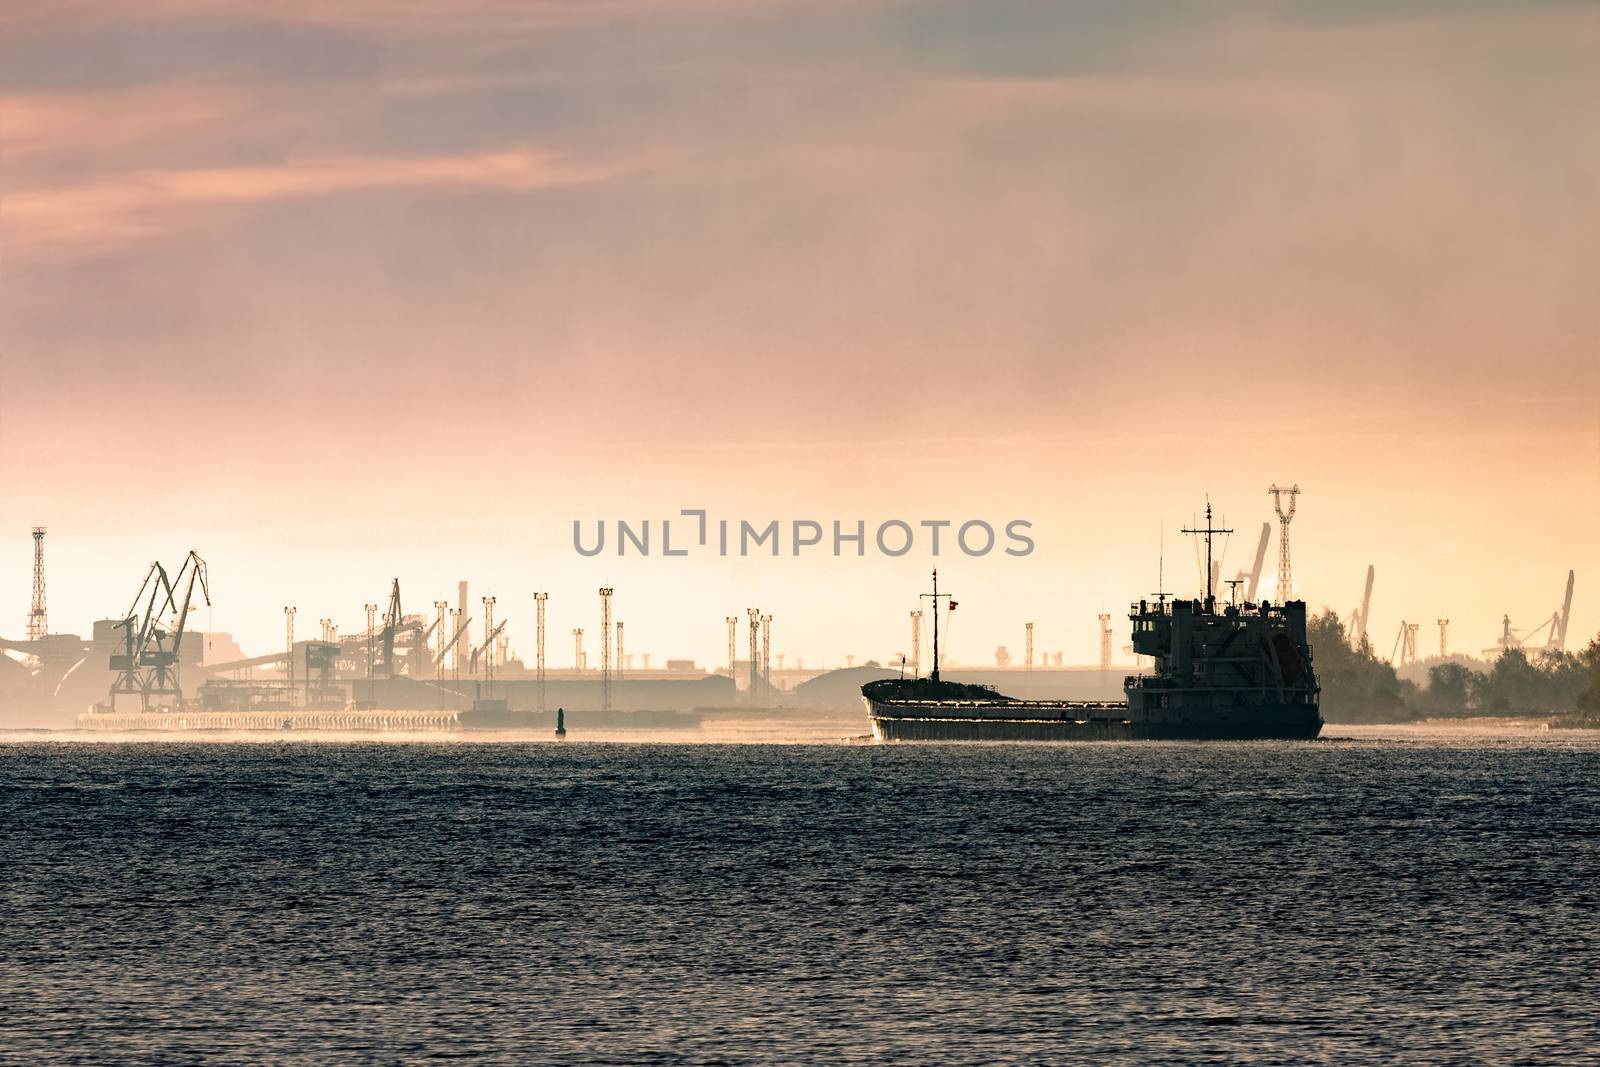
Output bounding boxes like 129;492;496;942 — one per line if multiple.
1242;523;1270;602
1483;572;1577;659
109;551;210;710
434;615;474;668
467;619;507;676
1490;612;1560;658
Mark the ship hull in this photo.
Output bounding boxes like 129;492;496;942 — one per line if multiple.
865;698;1322;742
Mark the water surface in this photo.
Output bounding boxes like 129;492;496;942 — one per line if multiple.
2;734;1596;1063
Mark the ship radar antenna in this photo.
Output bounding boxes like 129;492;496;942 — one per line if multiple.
1158;518;1165;603
1181;500;1233;608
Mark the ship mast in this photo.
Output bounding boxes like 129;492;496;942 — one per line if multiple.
1181;502;1232;608
921;569;952;683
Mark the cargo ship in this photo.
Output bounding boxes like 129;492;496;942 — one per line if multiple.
862;506;1322;741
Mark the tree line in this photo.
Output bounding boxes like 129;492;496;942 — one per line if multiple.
1307;610;1600;724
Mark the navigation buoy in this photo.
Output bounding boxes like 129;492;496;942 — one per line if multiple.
555;707;566;739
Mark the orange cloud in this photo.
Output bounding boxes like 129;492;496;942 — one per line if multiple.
0;84;356;169
2;148;627;253
0;0;841;36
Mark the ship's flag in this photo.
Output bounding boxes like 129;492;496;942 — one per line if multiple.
949;601;958;611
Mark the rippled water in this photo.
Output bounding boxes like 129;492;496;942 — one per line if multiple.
3;735;1598;1064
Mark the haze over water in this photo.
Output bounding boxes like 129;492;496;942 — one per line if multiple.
3;730;1597;1063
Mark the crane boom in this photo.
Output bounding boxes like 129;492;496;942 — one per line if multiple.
168;552;210;662
1554;570;1575;652
107;551;209;710
1357;565;1374;649
1245;523;1270;601
434;617;473;666
381;578;402;675
468;619;508;674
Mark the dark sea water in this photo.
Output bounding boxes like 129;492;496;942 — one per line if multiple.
2;735;1598;1064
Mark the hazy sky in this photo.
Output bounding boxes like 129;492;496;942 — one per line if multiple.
2;0;1597;668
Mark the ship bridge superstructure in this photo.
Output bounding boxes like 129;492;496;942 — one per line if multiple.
1127;595;1317;714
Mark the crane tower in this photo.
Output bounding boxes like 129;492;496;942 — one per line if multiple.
366;602;381;700
725;616;738;683
1268;484;1300;603
28;527;47;640
482;596;496;688
533;593;548;710
1098;614;1112;669
433;601;448;680
747;608;760;703
284;606;297;698
1025;622;1034;670
599;587;613;710
761;614;772;696
1437;619;1449;658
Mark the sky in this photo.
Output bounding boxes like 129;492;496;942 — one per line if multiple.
2;0;1597;670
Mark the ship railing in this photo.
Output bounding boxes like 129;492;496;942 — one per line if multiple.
1129;599;1287;619
876;698;1125;711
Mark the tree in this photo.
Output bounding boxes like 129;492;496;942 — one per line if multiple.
1424;661;1477;715
1578;634;1600;712
1309;609;1418;723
